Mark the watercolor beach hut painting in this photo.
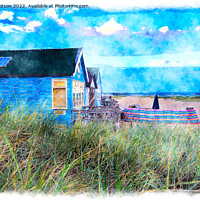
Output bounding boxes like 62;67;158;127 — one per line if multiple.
1;3;200;196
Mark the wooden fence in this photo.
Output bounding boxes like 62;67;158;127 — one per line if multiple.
71;106;122;125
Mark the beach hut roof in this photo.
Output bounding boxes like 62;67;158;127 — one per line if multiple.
86;67;101;88
0;48;85;78
85;70;96;88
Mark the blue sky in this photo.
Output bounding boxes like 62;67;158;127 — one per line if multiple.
0;2;200;93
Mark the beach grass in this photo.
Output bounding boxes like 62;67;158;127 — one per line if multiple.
0;105;200;195
162;96;200;102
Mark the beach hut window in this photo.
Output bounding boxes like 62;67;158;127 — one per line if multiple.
76;93;78;106
72;80;84;108
81;93;84;105
52;79;67;110
0;57;12;67
79;94;81;106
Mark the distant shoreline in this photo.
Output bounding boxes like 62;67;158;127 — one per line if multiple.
108;93;200;102
103;92;200;97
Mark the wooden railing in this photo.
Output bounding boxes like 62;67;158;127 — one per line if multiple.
71;106;122;125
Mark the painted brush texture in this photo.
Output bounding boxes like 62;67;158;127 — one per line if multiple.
123;108;200;124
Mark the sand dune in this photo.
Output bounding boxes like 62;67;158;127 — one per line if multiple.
115;96;200;117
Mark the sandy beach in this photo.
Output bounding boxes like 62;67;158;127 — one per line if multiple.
115;96;200;117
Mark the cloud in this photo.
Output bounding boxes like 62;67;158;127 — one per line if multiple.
149;59;167;66
44;8;58;20
9;25;24;31
56;18;67;26
188;60;199;65
0;11;14;21
95;18;127;35
0;19;42;33
132;27;152;35
84;26;92;30
17;16;26;21
149;59;184;67
24;21;42;32
0;25;15;34
159;26;169;33
81;26;97;36
44;8;68;26
67;7;79;14
195;26;200;31
0;23;23;34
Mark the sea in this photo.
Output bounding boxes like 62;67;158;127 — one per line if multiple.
101;66;200;97
104;92;200;97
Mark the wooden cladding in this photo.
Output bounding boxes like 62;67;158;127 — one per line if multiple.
52;79;67;109
72;80;84;108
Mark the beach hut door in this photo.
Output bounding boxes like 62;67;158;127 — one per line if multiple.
89;88;95;107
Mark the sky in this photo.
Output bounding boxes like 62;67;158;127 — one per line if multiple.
0;1;200;93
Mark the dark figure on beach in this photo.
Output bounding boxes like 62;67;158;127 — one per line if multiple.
152;95;159;109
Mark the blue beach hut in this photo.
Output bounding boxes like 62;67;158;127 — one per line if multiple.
0;47;89;124
85;67;102;107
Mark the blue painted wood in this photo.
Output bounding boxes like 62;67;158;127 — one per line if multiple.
0;76;72;124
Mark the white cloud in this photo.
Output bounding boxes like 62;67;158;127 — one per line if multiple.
0;20;42;33
0;23;23;33
10;25;23;31
159;26;169;33
44;8;68;26
170;61;183;66
17;16;26;21
0;11;14;21
188;60;198;65
56;18;66;25
133;27;152;35
95;18;126;35
67;7;79;14
0;26;15;34
25;21;42;32
44;8;58;19
195;26;200;31
84;26;92;30
149;59;166;66
149;59;185;67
